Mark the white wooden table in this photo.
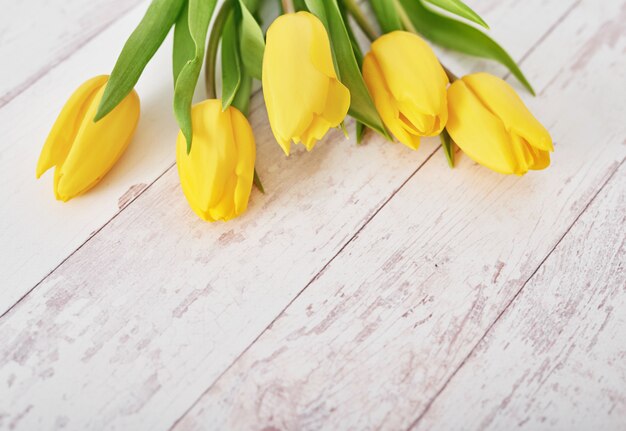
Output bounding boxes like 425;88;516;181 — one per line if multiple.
1;0;624;429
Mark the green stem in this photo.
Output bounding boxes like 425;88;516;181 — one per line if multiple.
343;0;378;42
207;0;264;193
281;0;294;13
392;0;416;33
205;0;234;99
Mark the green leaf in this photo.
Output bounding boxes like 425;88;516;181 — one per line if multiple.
238;0;265;79
173;0;218;152
338;3;370;145
440;128;454;168
423;0;488;29
339;0;364;66
241;0;262;11
253;169;265;194
356;121;366;144
399;0;534;94
293;0;308;12
305;0;326;22
221;11;242;110
340;0;378;42
95;0;186;121
370;0;403;33
305;0;390;139
232;73;253;115
173;2;194;85
205;1;234;99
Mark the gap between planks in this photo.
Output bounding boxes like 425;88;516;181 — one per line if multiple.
0;0;584;406
0;160;174;321
0;0;558;309
6;0;575;315
0;1;144;108
0;21;404;311
0;0;604;426
404;157;625;430
169;143;442;431
167;2;587;426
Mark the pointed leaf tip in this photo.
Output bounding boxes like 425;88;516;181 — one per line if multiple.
97;0;186;120
400;0;534;94
423;0;489;29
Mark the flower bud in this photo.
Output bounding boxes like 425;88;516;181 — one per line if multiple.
363;31;449;150
36;75;140;201
262;12;350;155
176;100;255;222
447;73;553;175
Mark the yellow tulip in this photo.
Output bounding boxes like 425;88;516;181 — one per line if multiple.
176;100;255;222
447;73;553;175
363;31;449;150
36;75;140;201
262;12;350;155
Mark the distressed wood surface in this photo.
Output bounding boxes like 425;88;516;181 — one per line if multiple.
0;2;179;307
0;0;565;314
171;0;626;429
0;0;571;316
0;0;142;106
411;163;625;430
0;0;624;430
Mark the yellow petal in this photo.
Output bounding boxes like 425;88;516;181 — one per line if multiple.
527;141;551;171
55;85;140;201
262;12;349;155
176;100;255;222
299;115;333;151
297;78;350;151
363;31;449;149
36;75;108;178
305;11;338;80
363;53;420;149
447;79;521;175
462;73;553;152
230;106;256;215
320;78;351;129
177;100;231;219
263;13;327;151
369;32;448;131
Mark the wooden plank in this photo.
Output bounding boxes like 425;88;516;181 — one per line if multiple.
0;0;142;106
0;1;179;307
0;1;576;430
411;163;625;430
170;1;626;429
0;0;565;306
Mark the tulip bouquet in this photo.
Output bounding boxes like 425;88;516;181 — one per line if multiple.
37;0;553;222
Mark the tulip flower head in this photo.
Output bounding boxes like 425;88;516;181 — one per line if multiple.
447;73;553;175
36;75;140;201
176;100;256;222
363;31;449;150
262;12;351;156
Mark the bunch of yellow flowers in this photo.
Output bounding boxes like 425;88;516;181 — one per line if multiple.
37;0;552;223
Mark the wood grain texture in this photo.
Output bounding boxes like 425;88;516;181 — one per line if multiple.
0;0;142;106
171;1;626;429
0;98;433;431
0;0;580;429
0;0;565;307
0;2;179;308
0;0;572;312
411;163;625;430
